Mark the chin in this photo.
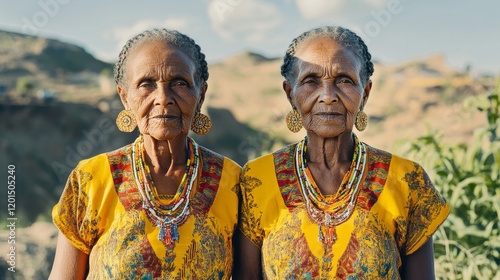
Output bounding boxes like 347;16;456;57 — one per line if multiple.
149;135;172;141
147;130;184;141
308;127;346;139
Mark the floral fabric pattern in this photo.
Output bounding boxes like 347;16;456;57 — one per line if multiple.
239;142;450;279
53;140;241;279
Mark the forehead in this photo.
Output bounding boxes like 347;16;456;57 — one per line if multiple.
294;37;361;75
126;40;196;75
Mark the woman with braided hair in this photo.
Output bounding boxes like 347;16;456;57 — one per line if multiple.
234;26;449;279
49;28;240;279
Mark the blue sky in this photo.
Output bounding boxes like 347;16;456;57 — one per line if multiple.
0;0;499;74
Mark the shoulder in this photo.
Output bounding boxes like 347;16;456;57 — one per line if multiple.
105;142;133;163
68;143;133;188
244;142;296;171
198;145;241;170
240;143;297;192
75;143;133;169
364;143;434;195
198;144;241;175
359;142;391;165
363;142;424;173
197;145;240;200
391;153;423;169
361;143;434;194
75;153;109;174
385;150;426;176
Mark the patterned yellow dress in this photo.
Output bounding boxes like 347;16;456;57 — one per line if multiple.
53;137;241;279
239;138;450;279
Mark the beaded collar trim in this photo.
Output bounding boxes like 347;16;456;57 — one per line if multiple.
132;136;199;247
295;135;367;246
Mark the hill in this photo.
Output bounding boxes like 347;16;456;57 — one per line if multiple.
0;30;110;75
0;30;114;103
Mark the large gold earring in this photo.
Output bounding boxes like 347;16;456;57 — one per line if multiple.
286;108;302;133
191;111;212;135
355;110;368;132
116;109;137;132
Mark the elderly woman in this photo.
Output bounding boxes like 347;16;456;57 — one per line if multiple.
49;28;240;279
234;26;450;279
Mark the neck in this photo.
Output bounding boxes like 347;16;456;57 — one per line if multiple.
305;131;355;169
142;134;188;175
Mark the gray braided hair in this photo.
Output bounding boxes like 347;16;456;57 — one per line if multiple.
113;28;209;87
281;26;374;85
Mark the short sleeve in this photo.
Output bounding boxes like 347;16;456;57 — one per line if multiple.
403;162;450;255
238;164;266;248
52;164;100;254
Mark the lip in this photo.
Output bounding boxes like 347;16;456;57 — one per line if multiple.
152;114;177;118
315;112;342;116
314;112;343;120
151;115;178;120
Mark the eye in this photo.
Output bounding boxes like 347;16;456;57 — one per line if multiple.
336;77;354;85
171;80;189;88
139;79;155;89
302;77;318;85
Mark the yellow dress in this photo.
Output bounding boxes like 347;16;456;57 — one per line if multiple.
53;139;241;279
239;141;450;279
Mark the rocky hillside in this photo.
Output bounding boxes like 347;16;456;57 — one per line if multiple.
0;30;110;76
0;29;496;278
0;30;114;103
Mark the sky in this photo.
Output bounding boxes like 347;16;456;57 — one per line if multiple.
0;0;499;74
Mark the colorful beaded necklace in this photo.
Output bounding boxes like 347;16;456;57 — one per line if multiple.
132;136;199;247
295;135;366;246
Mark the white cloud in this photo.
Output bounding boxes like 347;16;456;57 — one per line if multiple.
207;0;283;43
111;18;190;47
296;0;389;20
98;17;191;62
295;0;344;20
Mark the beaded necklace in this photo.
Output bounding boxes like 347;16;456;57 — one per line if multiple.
295;135;366;246
132;136;199;247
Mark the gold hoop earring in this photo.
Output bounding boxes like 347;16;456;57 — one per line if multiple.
286;108;302;133
355;110;368;132
191;111;212;135
116;109;137;132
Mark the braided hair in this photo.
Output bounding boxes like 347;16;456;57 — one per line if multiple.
113;28;209;87
281;26;374;85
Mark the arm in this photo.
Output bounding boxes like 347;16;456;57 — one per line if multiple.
400;238;436;280
49;231;89;280
233;228;262;280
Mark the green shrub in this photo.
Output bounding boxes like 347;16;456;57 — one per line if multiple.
16;76;36;94
403;80;500;279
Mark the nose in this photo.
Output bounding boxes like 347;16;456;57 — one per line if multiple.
319;83;339;104
154;85;175;106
